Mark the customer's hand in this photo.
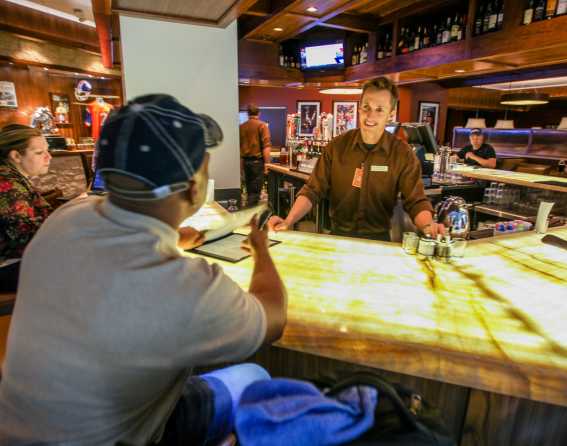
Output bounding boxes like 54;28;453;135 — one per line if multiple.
268;216;290;231
241;215;269;259
178;226;205;250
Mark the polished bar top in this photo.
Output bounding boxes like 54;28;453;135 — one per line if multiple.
454;166;567;193
187;214;567;406
266;163;311;182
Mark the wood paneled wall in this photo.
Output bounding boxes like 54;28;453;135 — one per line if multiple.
0;62;122;143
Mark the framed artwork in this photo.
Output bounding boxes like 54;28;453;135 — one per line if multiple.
297;101;320;136
418;101;440;137
49;93;71;124
0;81;18;108
333;101;358;137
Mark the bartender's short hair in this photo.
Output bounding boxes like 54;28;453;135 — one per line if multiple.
247;104;260;116
361;77;399;111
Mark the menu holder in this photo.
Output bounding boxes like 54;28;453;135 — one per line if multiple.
190;233;281;263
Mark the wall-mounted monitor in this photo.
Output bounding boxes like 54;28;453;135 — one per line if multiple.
300;42;344;70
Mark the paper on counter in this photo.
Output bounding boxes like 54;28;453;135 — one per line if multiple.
180;202;267;242
202;203;267;242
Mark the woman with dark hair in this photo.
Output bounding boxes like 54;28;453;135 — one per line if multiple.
0;124;53;291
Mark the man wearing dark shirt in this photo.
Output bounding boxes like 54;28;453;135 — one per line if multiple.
457;128;497;168
240;104;272;205
269;77;444;241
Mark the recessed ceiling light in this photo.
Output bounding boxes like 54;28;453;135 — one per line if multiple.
455;69;465;73
273;27;284;32
320;88;363;95
306;7;318;12
43;67;49;71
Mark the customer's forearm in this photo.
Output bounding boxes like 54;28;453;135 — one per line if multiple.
285;196;313;226
249;250;287;343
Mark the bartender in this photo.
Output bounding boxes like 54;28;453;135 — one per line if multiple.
269;77;444;241
457;128;496;168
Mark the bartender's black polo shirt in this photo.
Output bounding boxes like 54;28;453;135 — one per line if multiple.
458;144;496;166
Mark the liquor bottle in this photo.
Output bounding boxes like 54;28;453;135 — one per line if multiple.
414;26;422;51
423;25;431;47
279;47;284;66
398;28;406;54
352;46;358;65
546;0;558;18
457;15;465;40
451;13;459;41
497;0;504;28
524;0;535;23
483;1;491;31
558;0;567;14
534;0;546;21
475;3;484;34
360;43;368;63
488;1;498;30
442;16;451;43
385;33;392;57
377;36;384;59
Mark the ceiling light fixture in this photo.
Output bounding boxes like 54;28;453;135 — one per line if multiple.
306;7;318;12
454;69;465;73
320;88;363;95
273;27;284;32
500;92;550;106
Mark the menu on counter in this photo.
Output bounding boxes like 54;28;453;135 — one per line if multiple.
190;233;280;263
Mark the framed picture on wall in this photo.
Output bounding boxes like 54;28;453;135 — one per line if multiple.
297;101;320;136
418;101;440;137
333;101;358;137
49;93;71;124
0;81;18;108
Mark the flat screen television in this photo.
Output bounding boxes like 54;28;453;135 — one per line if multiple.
300;42;344;70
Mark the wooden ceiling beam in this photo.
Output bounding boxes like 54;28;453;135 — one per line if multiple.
238;0;303;40
319;13;377;33
280;0;386;41
92;0;113;68
218;0;263;27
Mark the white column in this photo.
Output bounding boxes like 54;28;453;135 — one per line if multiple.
119;16;240;191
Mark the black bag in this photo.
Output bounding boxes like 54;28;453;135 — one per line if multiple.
321;371;457;446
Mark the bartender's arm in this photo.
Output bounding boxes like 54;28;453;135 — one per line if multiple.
400;150;445;237
465;151;496;168
270;142;331;231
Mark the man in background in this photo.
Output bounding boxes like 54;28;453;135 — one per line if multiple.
457;128;497;168
240;104;272;205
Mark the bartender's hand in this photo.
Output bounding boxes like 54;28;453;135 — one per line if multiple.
268;215;290;231
241;216;270;259
421;222;446;238
178;226;205;250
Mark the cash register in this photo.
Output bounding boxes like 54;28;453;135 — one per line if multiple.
385;122;438;177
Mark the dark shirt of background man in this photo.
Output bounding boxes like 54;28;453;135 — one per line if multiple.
458;143;496;167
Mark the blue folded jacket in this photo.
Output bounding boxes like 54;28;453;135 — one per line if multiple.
235;378;378;446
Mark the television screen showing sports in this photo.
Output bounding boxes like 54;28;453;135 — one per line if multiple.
301;43;344;69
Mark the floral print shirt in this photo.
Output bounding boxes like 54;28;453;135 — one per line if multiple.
0;163;52;259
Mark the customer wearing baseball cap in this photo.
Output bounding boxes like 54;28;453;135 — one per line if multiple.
0;94;287;445
457;128;497;168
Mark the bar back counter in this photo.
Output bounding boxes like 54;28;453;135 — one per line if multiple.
191;222;567;445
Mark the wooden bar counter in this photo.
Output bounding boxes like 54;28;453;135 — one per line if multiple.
189;219;567;445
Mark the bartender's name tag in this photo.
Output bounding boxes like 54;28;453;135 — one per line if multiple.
371;165;389;172
352;167;363;188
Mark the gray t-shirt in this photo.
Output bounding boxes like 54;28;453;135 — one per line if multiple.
0;197;267;445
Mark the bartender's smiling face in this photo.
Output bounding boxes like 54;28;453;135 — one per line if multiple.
359;88;396;144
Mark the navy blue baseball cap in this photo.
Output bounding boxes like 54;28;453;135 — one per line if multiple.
96;94;222;200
